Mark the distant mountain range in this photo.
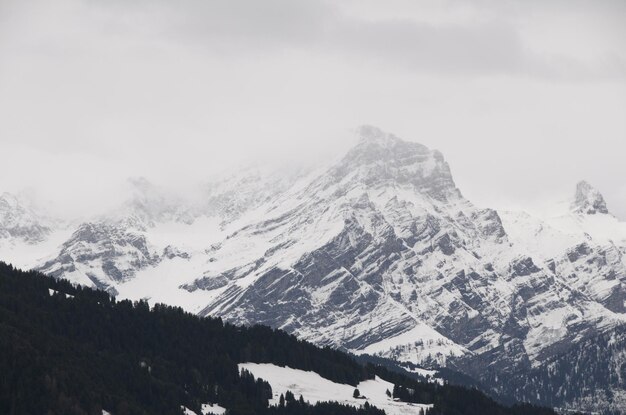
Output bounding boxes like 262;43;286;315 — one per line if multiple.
2;126;625;413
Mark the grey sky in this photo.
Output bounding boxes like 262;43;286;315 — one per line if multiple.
0;0;625;218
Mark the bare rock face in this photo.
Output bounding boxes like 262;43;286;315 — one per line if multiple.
38;221;160;292
572;180;609;215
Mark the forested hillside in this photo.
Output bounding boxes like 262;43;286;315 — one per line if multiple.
0;262;555;415
486;324;626;414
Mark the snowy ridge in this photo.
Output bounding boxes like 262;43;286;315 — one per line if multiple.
357;324;469;367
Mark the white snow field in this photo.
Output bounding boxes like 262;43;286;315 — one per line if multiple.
181;403;226;415
201;403;227;415
239;363;433;415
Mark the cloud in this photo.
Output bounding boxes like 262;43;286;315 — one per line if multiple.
327;18;528;76
6;0;622;79
0;0;624;218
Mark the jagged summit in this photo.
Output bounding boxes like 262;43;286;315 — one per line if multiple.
571;180;609;215
343;126;459;202
355;125;430;152
356;125;402;147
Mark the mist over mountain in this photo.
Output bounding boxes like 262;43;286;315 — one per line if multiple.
1;0;625;221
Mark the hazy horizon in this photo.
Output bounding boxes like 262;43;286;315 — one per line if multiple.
1;0;624;219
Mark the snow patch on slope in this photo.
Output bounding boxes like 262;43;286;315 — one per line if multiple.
239;363;433;415
181;404;226;415
116;255;227;314
0;227;74;270
356;323;468;366
201;403;226;415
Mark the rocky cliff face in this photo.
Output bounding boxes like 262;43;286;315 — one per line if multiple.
572;180;609;215
3;126;626;412
38;220;160;294
194;126;515;366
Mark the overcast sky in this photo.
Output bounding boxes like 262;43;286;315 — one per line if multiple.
0;0;625;218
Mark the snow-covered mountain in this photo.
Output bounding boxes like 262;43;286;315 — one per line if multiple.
0;192;53;243
0;192;73;269
38;220;161;294
2;126;625;411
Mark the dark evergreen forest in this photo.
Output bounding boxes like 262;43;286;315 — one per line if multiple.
0;262;557;415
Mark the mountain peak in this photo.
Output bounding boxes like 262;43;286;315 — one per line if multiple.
0;192;21;210
571;180;609;215
353;125;432;156
356;125;401;147
332;126;461;202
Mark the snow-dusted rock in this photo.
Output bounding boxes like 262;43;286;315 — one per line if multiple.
0;192;53;243
38;221;160;293
572;180;609;215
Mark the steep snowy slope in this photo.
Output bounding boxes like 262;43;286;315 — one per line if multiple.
35;168;311;291
499;180;626;255
0;192;73;269
499;181;626;315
